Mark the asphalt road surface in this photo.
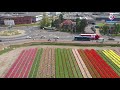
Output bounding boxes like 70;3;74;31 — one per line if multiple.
0;25;120;46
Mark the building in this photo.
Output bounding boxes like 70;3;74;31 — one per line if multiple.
60;19;76;32
0;12;44;25
63;12;94;23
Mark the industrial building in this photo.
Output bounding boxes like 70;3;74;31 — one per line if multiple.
0;12;43;25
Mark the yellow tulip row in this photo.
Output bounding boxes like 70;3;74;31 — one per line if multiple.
102;50;120;68
109;50;120;62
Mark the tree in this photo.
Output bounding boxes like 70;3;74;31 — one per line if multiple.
40;13;51;28
79;19;88;33
51;19;55;27
114;23;120;35
53;19;59;28
101;25;109;35
58;14;64;24
76;18;81;33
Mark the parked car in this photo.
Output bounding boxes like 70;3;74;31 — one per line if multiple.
0;40;2;42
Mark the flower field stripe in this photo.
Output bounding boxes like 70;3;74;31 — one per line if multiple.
60;49;69;78
65;49;75;78
113;49;119;55
72;49;87;78
37;48;47;78
22;48;38;78
108;50;120;63
13;49;34;78
112;49;120;56
42;48;49;78
66;49;78;78
91;49;119;78
78;49;95;78
28;48;43;78
78;49;101;78
57;48;64;78
109;50;120;63
4;50;26;78
45;48;50;78
90;49;114;78
106;50;120;64
116;49;120;55
75;49;92;78
97;50;120;76
19;48;37;78
46;48;53;78
63;49;74;78
102;50;119;66
91;49;116;78
35;48;43;77
9;49;31;78
69;49;83;78
102;50;120;68
84;49;106;78
79;49;100;78
51;48;55;78
28;49;40;78
55;48;60;78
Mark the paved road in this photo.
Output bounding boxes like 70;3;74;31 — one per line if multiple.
84;25;94;33
0;25;120;46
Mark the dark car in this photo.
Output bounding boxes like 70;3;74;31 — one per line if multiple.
0;40;2;42
108;37;115;40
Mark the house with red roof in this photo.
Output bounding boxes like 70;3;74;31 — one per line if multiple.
60;19;76;32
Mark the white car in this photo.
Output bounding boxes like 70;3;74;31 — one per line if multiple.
53;36;59;39
26;36;32;39
96;38;104;43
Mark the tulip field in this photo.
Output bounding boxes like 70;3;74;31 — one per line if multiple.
3;47;120;78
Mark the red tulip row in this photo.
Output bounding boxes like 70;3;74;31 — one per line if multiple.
4;48;37;78
77;49;101;78
84;49;119;78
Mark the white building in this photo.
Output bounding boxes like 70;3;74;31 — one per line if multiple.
35;15;43;22
4;20;15;25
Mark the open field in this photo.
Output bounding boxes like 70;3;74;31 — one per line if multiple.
0;46;120;78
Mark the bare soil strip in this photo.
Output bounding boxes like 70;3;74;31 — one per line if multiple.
74;49;92;78
72;49;86;78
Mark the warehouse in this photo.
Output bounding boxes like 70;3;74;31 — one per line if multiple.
0;12;43;25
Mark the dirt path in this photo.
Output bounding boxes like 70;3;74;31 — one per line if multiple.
14;45;120;50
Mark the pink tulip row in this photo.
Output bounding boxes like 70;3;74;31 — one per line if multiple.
4;48;37;78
